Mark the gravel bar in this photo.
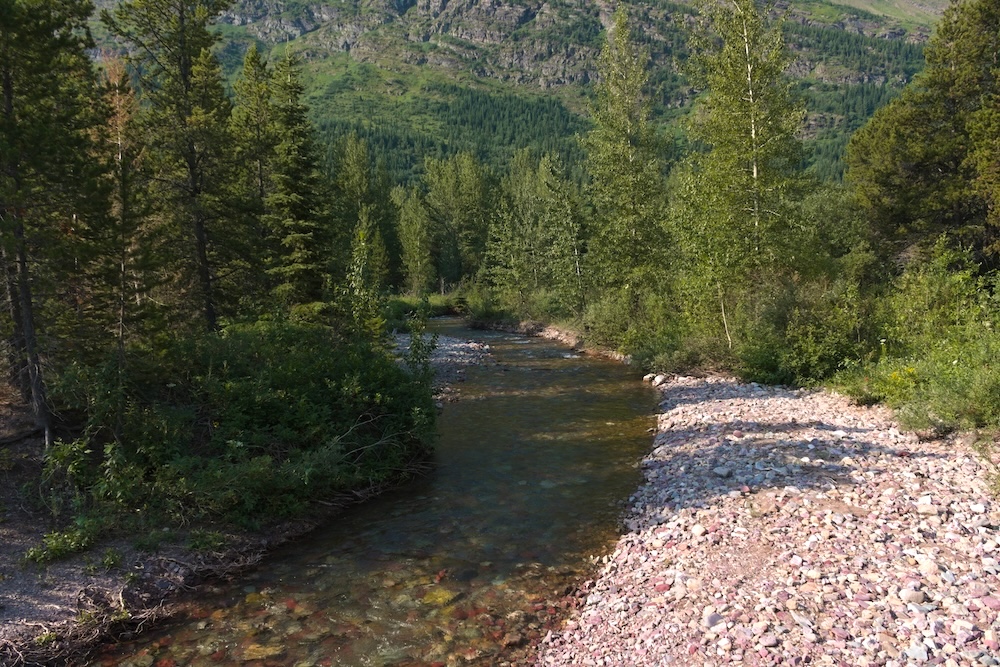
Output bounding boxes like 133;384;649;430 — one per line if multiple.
535;375;999;667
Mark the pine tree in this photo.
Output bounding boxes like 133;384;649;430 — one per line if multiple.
230;44;278;303
265;54;328;307
1;0;104;446
583;6;667;295
104;0;235;330
95;57;157;366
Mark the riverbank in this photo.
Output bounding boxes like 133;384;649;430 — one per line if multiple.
467;319;630;364
0;333;492;666
535;375;999;666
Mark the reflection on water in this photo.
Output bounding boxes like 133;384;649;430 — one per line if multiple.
97;320;656;667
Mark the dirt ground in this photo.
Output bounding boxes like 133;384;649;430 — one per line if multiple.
0;389;280;665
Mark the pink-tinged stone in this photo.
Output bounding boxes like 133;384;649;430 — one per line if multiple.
980;596;1000;610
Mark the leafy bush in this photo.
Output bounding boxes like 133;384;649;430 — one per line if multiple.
45;319;435;529
834;239;1000;432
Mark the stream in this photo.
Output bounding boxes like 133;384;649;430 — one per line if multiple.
96;320;657;667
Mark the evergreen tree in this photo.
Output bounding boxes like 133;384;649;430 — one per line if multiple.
332;134;399;287
104;0;236;330
230;44;278;303
1;0;104;446
847;0;1000;258
423;153;494;288
583;6;667;295
94;57;157;364
265;54;328;307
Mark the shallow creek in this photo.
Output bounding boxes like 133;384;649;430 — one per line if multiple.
97;320;657;667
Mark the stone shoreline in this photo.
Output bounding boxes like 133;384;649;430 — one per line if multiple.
535;375;999;667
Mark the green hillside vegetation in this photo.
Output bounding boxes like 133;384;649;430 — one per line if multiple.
8;0;999;567
155;0;932;182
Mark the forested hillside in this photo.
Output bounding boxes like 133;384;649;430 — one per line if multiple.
86;0;937;180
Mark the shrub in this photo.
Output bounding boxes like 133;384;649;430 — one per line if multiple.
44;319;436;530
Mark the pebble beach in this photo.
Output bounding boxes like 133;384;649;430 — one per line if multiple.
535;375;1000;667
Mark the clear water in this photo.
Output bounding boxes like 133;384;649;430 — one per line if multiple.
96;320;656;667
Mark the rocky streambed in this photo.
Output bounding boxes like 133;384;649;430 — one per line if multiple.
536;375;999;667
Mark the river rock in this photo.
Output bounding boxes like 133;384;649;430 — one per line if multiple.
533;375;1000;667
243;644;285;660
900;588;926;603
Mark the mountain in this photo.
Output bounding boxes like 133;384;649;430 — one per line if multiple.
101;0;948;180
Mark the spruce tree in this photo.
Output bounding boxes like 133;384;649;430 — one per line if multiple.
265;54;328;307
1;0;104;446
583;6;666;295
104;0;235;330
230;44;278;304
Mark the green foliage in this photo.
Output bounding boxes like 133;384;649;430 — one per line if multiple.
423;153;496;287
384;293;456;330
583;6;669;295
314;82;588;187
483;151;585;318
24;517;104;564
188;529;227;552
264;54;331;306
834;240;1000;431
1;0;104;446
101;547;123;570
394;186;437;295
847;0;1000;259
46;320;435;527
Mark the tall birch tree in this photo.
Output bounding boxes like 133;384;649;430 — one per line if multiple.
673;0;803;346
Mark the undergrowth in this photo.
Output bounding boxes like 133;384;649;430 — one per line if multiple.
28;317;436;561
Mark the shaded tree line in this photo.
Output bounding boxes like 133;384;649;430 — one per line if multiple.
1;0;433;544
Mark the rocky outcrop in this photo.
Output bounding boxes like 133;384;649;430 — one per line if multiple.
212;0;937;92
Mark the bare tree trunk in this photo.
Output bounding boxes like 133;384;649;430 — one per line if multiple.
719;282;733;350
0;244;29;399
737;3;762;256
13;217;53;449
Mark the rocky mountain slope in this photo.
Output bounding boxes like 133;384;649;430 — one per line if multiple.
215;0;942;89
94;0;948;180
